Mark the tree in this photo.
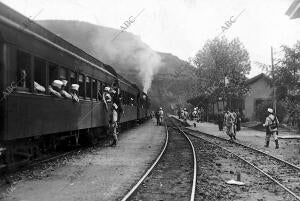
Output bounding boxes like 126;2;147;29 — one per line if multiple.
192;37;251;107
272;42;300;129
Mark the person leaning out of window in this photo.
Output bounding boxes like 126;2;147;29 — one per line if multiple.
60;80;72;100
48;80;63;98
70;84;80;103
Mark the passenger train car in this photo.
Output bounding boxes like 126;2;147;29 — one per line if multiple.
0;3;150;168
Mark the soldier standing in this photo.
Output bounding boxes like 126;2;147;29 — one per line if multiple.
217;111;224;131
109;103;118;146
158;107;164;125
183;108;189;125
231;109;237;136
263;108;279;149
224;108;235;140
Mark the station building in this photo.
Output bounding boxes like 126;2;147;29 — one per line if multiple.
187;73;273;122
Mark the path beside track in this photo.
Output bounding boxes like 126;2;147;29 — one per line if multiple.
1;119;166;201
173;116;300;167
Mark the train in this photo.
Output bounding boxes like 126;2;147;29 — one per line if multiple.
0;2;151;169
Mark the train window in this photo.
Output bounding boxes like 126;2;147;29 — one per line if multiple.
59;67;67;80
49;63;59;85
86;77;91;99
78;74;84;98
92;79;97;100
34;57;46;93
16;50;31;90
97;81;102;101
70;71;76;85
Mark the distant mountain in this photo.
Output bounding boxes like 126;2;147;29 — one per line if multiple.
37;20;197;110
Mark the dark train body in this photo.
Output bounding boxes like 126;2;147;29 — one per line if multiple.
0;3;150;168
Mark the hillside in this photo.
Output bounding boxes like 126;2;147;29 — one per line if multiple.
37;20;197;109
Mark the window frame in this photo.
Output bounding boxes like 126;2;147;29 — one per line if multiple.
33;56;47;94
78;73;85;99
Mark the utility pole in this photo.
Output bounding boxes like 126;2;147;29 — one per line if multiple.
271;47;277;113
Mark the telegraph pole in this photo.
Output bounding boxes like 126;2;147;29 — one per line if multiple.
271;47;277;113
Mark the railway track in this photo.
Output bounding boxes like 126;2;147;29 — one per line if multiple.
121;122;196;201
172;117;300;201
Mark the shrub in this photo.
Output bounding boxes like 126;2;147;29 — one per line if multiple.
255;100;286;123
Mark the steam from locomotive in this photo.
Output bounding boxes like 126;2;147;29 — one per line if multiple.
93;31;163;93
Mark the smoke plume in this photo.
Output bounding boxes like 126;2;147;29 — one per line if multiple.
92;30;163;93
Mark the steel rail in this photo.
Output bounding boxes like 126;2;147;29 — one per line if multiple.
172;117;300;200
173;116;300;172
171;120;197;201
120;122;169;201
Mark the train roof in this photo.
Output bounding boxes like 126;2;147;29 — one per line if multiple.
0;2;118;76
0;2;147;93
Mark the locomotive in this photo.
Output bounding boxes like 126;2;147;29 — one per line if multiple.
0;2;150;169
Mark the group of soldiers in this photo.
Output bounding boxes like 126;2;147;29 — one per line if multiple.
221;107;279;149
42;77;122;147
178;107;205;123
102;82;123;147
46;80;80;102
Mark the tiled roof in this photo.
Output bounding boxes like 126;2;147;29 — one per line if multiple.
246;73;271;86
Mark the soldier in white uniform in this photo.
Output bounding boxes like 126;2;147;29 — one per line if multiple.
60;80;72;100
158;107;164;125
183;108;189;125
109;103;118;146
263;108;279;149
70;84;79;103
48;80;63;98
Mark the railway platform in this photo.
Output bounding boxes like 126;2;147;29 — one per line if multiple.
172;115;300;168
1;118;166;201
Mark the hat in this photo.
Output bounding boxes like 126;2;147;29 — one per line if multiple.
184;108;187;111
62;80;68;86
104;87;110;92
267;108;273;113
71;84;79;91
159;107;162;110
194;108;197;110
52;80;63;89
110;89;116;94
112;103;118;109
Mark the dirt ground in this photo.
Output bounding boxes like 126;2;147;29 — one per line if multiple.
185;119;300;168
189;135;297;201
130;126;193;201
0;119;166;201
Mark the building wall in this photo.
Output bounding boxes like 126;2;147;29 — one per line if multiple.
244;78;273;121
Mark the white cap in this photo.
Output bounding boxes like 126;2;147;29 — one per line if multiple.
184;108;187;110
52;80;63;89
110;89;116;94
71;84;79;91
62;80;68;86
112;103;118;109
159;107;162;110
104;87;110;91
130;97;134;101
267;108;273;113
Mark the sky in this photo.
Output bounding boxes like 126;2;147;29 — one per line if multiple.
1;0;299;77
